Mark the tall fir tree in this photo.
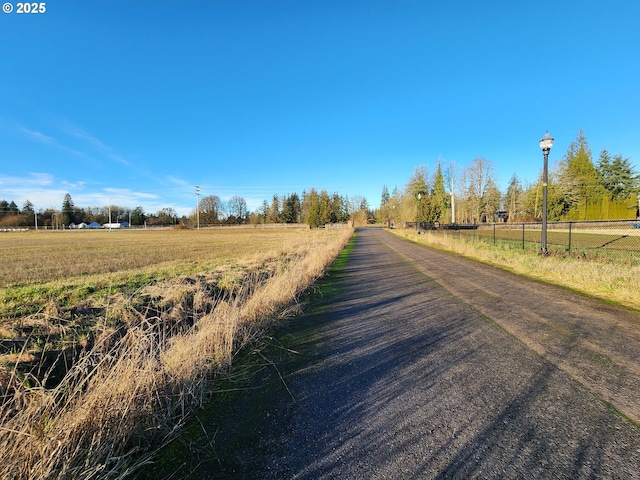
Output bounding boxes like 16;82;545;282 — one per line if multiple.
504;173;523;221
598;148;638;200
559;130;604;205
428;164;448;223
305;189;322;228
61;193;75;225
380;185;390;207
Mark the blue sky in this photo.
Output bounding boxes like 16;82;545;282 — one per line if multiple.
2;0;639;216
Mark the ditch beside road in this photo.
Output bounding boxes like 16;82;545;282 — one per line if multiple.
142;227;640;479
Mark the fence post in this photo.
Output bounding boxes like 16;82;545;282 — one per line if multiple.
522;223;525;250
493;223;496;246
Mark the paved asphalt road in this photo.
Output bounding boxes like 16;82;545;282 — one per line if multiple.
177;228;640;479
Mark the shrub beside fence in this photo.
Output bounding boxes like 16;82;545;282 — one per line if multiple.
415;220;640;264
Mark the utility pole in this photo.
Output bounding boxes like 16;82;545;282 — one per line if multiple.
195;185;200;230
450;177;455;224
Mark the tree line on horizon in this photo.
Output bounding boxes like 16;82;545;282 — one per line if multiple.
3;130;637;230
376;130;640;226
0;189;374;229
193;189;372;228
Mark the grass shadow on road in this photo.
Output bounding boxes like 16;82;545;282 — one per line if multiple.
271;229;640;479
137;229;640;479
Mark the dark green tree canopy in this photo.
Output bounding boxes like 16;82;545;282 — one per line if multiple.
598;148;638;200
61;193;76;225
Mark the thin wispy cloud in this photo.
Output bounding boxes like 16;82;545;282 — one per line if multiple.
61;123;130;166
61;180;88;189
0;172;55;188
165;176;192;188
19;126;87;158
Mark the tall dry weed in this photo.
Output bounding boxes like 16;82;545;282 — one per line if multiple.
0;228;353;479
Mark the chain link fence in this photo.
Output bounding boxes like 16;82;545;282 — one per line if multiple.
418;220;640;264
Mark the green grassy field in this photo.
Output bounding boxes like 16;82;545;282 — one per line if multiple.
452;225;640;258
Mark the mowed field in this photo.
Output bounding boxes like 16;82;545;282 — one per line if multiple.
0;227;323;319
468;225;640;254
0;226;353;480
1;227;314;287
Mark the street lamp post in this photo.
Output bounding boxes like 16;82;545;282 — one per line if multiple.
417;192;422;234
539;131;554;255
108;197;114;231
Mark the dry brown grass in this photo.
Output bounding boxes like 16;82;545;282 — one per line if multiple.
395;229;640;310
0;228;316;288
0;227;353;479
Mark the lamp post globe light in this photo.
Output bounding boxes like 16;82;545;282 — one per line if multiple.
539;131;554;255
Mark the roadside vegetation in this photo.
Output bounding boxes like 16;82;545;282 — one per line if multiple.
0;227;353;479
375;129;639;228
393;228;640;310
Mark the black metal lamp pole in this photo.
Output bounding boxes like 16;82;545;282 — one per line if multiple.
417;192;422;234
539;131;554;255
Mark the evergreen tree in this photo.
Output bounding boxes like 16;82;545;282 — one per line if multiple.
8;201;19;215
482;178;502;221
260;200;269;222
282;193;301;223
504;173;523;221
406;166;429;223
559;130;604;207
130;206;146;226
268;194;281;223
61;193;75;225
596;148;613;192
380;185;390;207
22;200;34;214
331;193;347;223
319;190;333;224
428;164;448;223
305;189;322;228
598;149;638;200
20;200;35;227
